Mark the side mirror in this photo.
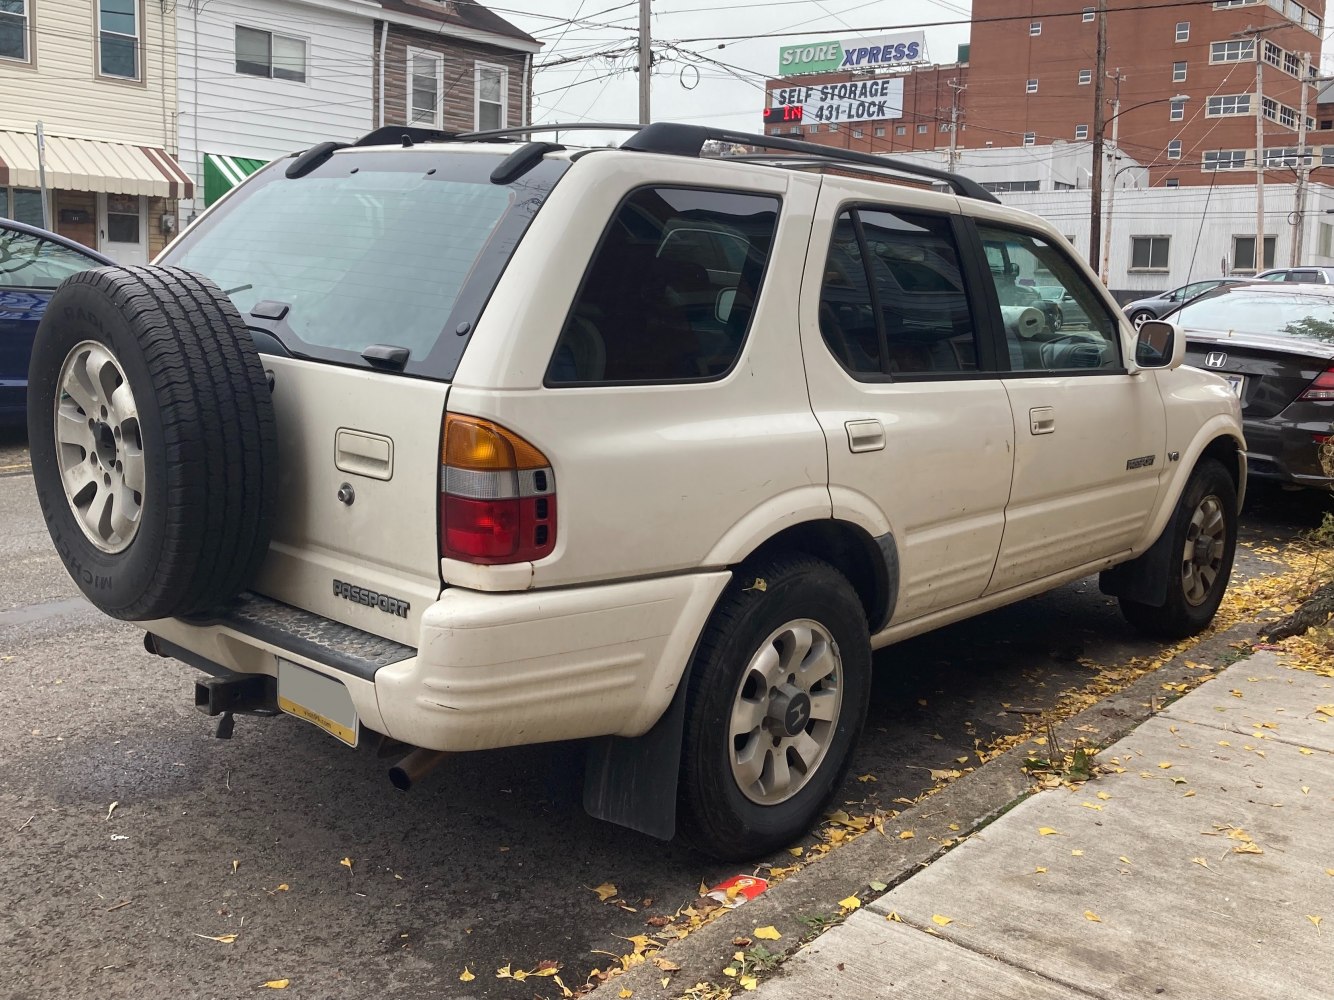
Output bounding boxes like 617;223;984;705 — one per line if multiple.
1134;319;1186;370
715;287;736;324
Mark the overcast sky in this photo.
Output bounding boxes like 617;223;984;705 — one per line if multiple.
501;1;974;136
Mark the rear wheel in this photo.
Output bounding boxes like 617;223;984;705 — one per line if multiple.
677;555;871;860
1120;458;1237;639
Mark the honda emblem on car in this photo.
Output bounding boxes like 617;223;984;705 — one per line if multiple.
1204;351;1228;368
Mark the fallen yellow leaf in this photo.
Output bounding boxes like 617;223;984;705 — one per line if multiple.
1234;843;1264;855
1038;827;1060;836
1158;762;1172;770
856;773;876;783
1316;705;1334;717
661;979;669;989
259;981;289;990
753;926;781;941
1326;869;1334;877
619;989;633;999
592;882;618;901
1033;867;1048;874
275;884;290;892
931;914;952;926
948;823;960;831
1096;792;1111;801
886;911;902;922
232;860;240;875
1192;857;1210;869
1303;786;1311;795
1300;747;1314;755
194;933;238;944
459;968;475;983
839;896;861;910
1218;741;1231;747
1120;856;1132;865
739;975;758;991
1308;915;1323;932
899;830;915;840
1084;911;1102;923
340;857;352;870
1071;850;1084;857
788;847;804;857
652;956;681;972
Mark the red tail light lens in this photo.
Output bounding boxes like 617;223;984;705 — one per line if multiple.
439;415;556;565
1300;366;1334;401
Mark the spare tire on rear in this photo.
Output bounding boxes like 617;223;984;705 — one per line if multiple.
27;265;277;621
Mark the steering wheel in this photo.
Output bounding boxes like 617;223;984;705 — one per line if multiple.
1038;334;1102;370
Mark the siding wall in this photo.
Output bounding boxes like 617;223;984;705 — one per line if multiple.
0;0;176;146
376;23;528;133
176;0;375;218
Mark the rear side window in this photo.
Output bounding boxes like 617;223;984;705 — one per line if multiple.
819;207;979;378
547;187;780;385
0;229;103;289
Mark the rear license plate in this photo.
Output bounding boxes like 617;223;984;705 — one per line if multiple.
1223;374;1245;398
277;659;359;747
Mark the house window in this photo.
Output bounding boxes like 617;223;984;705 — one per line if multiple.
1203;149;1249;170
1130;236;1170;271
1210;39;1255;63
1075;124;1089;139
807;125;818;134
791;126;801;135
1078;69;1092;85
917;123;928;134
235;26;307;82
1232;234;1275;271
874;127;885;137
895;125;906;135
1165;178;1180;187
0;187;44;226
1030;21;1042;35
1319;221;1334;257
853;128;863;138
1173;61;1187;82
1207;94;1252;116
0;0;29;61
1167;139;1182;159
1170;99;1186;121
1175;21;1190;41
475;63;508;131
1026;78;1038;93
99;0;139;79
408;49;442;126
828;124;838;133
1023;132;1036;146
1082;7;1095;22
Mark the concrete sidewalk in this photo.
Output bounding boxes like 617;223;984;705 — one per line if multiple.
757;651;1334;1000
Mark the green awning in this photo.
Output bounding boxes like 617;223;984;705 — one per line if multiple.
203;154;269;205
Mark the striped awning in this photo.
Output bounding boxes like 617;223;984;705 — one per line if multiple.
0;130;193;199
204;154;269;206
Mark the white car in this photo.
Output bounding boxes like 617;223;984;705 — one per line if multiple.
25;123;1245;859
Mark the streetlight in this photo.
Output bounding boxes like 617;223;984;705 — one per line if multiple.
1099;93;1189;285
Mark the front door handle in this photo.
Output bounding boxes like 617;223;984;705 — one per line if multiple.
845;419;886;453
1029;406;1055;435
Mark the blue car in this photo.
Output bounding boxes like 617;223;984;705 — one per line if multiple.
1;218;113;425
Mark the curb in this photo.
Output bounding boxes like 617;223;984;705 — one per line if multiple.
611;618;1262;995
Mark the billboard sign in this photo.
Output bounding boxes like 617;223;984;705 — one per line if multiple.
777;31;926;77
769;77;905;125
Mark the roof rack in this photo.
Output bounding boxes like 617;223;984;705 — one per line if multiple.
345;121;996;204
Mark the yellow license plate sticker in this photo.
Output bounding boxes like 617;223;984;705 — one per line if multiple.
277;659;359;747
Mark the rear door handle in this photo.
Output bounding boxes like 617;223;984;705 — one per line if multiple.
845;419;886;453
335;428;394;480
1029;406;1055;435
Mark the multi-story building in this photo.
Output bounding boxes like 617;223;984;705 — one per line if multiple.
0;0;193;263
177;0;538;225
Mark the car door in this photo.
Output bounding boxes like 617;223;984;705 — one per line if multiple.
969;218;1166;594
0;224;109;420
801;181;1015;626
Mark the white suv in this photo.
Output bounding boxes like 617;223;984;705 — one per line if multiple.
26;123;1245;859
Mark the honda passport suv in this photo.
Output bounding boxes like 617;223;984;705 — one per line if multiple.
26;123;1245;859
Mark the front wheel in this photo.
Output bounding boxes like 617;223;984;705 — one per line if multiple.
1120;458;1237;639
677;555;871;860
1130;309;1155;329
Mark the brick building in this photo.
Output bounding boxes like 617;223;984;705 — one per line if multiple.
765;0;1326;190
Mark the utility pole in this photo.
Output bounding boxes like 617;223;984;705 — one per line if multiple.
1100;69;1123;286
1292;50;1312;266
638;0;651;124
947;79;965;173
1089;0;1108;266
1235;24;1282;271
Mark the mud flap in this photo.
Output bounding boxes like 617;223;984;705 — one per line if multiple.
1099;519;1174;607
582;678;687;841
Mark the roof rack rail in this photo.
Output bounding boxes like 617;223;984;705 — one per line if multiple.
620;122;998;204
354;125;459;147
452;122;643;142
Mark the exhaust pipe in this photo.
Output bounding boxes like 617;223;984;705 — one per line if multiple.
389;747;450;791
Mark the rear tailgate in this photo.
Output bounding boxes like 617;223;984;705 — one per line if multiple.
1184;337;1331;418
253;357;447;644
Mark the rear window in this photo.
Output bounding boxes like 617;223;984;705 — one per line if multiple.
160;150;568;379
1174;289;1334;340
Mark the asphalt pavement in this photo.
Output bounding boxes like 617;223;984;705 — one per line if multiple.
0;425;1329;999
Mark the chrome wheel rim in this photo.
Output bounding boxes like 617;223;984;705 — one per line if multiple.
54;340;145;554
729;619;843;806
1133;312;1150;329
1181;494;1226;607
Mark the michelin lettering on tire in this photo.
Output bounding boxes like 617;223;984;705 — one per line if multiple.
27;265;277;621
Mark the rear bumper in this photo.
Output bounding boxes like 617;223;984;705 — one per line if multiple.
1243;411;1334;490
147;571;730;752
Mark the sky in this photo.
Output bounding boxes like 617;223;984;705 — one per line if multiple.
499;0;975;136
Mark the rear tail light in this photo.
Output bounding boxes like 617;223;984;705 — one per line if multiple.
439;414;556;565
1300;366;1334;401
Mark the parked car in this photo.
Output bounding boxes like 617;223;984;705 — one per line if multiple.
1123;278;1247;329
1167;282;1334;491
25;123;1245;859
0;218;113;425
1255;266;1334;284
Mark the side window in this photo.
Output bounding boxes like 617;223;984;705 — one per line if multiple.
0;229;101;289
976;224;1122;372
819;207;979;378
547;187;780;385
